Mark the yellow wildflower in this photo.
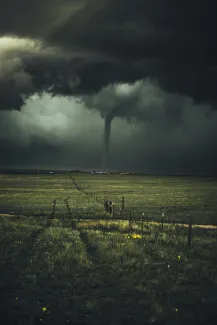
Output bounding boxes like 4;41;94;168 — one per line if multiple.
177;255;181;261
42;307;47;312
132;234;142;239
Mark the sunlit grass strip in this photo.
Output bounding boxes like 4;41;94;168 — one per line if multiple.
86;229;146;267
77;219;129;232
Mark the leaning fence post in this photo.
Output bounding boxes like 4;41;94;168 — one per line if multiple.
122;197;125;210
112;203;115;216
188;215;192;248
109;201;113;215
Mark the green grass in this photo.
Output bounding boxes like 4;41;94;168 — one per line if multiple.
0;173;217;223
0;173;217;324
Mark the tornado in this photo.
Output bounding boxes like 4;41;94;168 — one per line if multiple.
102;114;113;172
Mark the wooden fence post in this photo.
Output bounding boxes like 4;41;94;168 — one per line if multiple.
122;197;125;210
188;215;192;248
112;203;115;216
104;199;109;213
109;201;113;214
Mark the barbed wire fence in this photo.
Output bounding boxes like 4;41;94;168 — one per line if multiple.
67;174;217;248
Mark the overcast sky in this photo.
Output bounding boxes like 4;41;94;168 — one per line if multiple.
0;1;217;174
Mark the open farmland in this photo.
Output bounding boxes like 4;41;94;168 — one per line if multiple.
1;172;217;224
0;172;217;325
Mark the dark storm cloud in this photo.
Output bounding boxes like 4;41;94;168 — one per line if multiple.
0;36;82;110
0;0;217;111
51;0;217;63
47;0;217;104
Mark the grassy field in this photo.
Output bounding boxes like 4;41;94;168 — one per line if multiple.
1;173;217;223
0;173;217;324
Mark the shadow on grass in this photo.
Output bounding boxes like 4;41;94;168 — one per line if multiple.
79;231;99;261
0;216;52;325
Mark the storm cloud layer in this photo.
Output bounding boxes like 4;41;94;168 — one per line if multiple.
0;1;217;173
0;0;217;110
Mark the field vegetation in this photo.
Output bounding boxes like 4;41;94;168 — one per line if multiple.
0;173;217;325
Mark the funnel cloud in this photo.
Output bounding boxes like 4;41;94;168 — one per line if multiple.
102;114;112;172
